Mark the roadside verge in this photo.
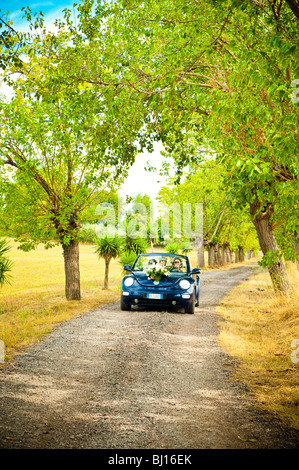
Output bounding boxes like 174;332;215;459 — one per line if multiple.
216;262;299;430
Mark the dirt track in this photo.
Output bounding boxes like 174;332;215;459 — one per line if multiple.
0;263;299;449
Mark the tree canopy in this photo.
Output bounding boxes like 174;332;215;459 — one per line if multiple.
0;0;298;294
0;9;153;299
81;0;298;291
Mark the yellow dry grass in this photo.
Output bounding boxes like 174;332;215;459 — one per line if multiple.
0;243;258;364
216;262;299;430
0;240;123;362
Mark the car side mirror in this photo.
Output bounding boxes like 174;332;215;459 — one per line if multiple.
123;264;131;272
191;268;201;274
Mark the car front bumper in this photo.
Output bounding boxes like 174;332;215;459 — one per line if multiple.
121;289;194;309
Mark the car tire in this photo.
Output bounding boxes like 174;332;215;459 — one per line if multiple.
120;299;131;311
185;294;195;314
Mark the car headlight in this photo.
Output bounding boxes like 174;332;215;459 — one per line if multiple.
124;277;134;287
179;279;191;290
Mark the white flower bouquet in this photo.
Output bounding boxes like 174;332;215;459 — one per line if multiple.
144;263;170;282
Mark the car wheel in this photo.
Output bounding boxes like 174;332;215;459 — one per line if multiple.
120;299;131;311
185;294;195;314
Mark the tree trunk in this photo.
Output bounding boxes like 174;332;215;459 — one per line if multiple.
285;0;299;20
220;245;225;265
197;242;205;267
193;235;205;267
104;255;111;290
208;245;216;266
250;200;290;294
238;246;244;262
62;240;81;300
222;243;230;265
214;244;220;265
217;244;224;265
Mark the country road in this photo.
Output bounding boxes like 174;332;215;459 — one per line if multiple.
0;263;299;449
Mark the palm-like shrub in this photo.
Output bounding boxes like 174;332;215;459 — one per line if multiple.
0;238;13;287
118;250;136;272
122;235;148;255
181;241;193;255
165;242;181;254
95;236;122;289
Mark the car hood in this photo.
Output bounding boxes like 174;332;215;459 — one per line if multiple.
131;271;190;287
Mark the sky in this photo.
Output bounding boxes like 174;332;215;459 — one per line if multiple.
0;1;75;31
0;0;171;212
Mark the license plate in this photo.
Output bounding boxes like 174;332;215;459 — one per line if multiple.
147;293;163;299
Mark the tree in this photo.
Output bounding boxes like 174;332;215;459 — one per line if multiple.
0;5;155;300
158;160;228;266
91;0;298;292
2;1;297;293
158;160;259;267
0;74;136;300
81;190;123;226
95;235;122;289
0;238;13;287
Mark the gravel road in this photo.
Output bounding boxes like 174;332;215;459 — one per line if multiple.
0;262;298;450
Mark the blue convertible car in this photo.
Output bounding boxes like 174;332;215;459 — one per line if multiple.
120;253;200;314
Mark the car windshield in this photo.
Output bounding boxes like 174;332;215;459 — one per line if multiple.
132;254;188;274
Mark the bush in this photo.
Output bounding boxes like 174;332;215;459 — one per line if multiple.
165;242;181;254
122;236;148;255
118;251;137;271
0;238;13;287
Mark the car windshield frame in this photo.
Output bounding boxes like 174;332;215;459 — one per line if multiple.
132;254;190;275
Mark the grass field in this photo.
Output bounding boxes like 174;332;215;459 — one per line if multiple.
217;262;299;430
0;240;123;361
0;242;256;362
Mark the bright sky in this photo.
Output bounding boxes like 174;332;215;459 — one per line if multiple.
0;0;75;30
0;0;170;211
